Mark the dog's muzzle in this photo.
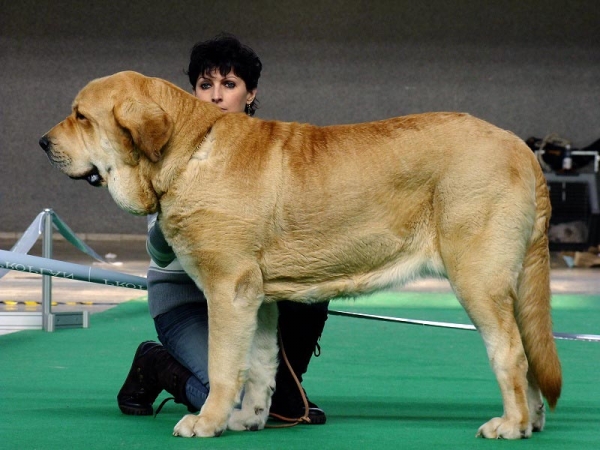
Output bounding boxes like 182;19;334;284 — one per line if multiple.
39;135;104;187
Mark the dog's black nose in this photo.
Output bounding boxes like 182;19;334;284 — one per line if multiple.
39;135;50;152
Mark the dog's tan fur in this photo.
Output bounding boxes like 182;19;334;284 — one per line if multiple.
41;71;561;439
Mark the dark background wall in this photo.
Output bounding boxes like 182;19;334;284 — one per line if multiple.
1;0;599;235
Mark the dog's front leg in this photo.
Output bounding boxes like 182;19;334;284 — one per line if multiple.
173;268;264;438
228;302;279;431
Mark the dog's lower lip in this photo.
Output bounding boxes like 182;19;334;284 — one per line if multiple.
87;172;102;186
70;166;103;187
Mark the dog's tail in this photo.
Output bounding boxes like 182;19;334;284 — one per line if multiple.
516;160;562;409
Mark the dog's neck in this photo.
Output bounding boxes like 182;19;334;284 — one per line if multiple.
149;95;223;200
191;128;212;156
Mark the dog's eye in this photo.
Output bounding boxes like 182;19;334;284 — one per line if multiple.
76;111;87;121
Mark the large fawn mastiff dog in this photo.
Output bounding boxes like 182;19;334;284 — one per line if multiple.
40;71;561;439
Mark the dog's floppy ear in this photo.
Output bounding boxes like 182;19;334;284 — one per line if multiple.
113;99;173;162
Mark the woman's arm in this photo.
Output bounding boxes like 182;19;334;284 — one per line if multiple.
146;214;176;268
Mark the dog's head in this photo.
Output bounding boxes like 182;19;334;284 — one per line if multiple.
39;71;173;215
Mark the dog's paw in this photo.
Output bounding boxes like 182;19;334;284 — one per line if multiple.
173;413;226;438
530;403;546;432
476;417;532;439
173;414;198;437
228;406;268;431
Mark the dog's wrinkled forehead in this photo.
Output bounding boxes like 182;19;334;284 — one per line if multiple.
73;71;146;114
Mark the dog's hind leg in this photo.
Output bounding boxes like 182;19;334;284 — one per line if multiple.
473;304;532;439
228;302;279;431
439;212;535;439
455;278;532;438
469;163;560;437
449;259;532;439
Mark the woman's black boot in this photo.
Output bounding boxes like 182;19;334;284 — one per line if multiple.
269;301;329;424
117;341;195;415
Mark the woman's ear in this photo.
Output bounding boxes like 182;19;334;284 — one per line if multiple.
247;88;257;105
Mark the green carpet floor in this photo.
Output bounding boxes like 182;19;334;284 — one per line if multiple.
1;292;599;449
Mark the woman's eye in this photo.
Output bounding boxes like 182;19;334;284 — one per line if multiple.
199;83;212;90
224;81;236;89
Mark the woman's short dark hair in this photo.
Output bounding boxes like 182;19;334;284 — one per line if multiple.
186;33;262;116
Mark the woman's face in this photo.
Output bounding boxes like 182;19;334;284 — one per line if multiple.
194;69;256;114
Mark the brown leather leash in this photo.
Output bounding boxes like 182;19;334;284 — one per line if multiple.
265;328;312;428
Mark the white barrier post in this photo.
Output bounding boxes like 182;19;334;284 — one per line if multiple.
42;209;90;332
42;209;53;331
